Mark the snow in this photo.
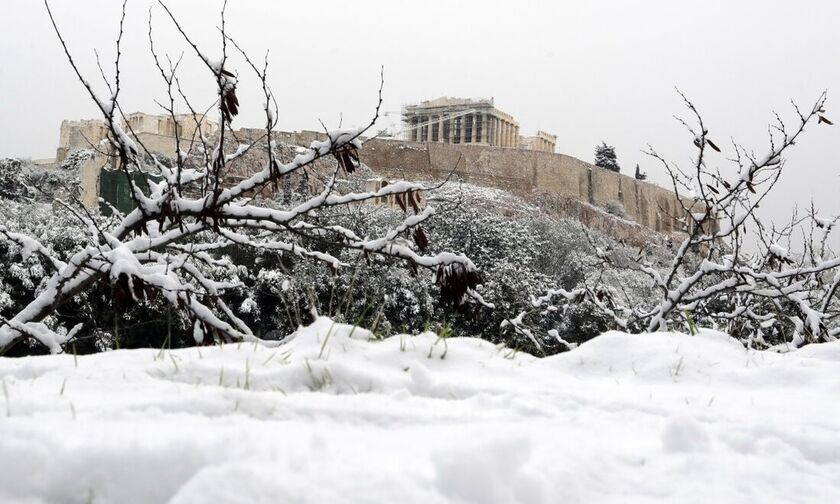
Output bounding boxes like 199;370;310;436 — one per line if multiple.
2;318;840;503
769;242;789;259
224;143;250;162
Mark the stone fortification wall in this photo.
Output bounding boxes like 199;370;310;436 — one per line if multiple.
360;139;689;233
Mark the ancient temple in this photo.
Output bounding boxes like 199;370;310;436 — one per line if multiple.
401;97;522;148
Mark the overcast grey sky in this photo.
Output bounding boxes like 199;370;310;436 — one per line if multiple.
1;0;838;228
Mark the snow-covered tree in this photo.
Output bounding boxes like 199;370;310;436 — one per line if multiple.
594;142;620;173
634;164;647;181
636;91;836;344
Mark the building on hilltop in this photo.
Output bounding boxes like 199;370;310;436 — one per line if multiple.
56;112;220;164
54;112;336;212
121;112;220;156
401;97;557;153
401;97;521;147
519;130;557;153
56;119;111;163
56;112;222;210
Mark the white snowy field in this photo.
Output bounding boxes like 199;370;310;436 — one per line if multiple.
1;318;840;503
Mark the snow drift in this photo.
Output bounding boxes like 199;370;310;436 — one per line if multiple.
1;318;840;503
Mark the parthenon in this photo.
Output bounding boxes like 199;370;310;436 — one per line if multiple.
401;97;522;148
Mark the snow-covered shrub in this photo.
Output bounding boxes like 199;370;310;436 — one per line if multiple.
556;301;615;344
0;158;80;204
0;158;34;201
27;165;81;202
59;148;93;170
603;199;626;218
0;199;192;355
223;182;664;355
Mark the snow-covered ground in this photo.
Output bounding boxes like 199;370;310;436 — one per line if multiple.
2;318;840;503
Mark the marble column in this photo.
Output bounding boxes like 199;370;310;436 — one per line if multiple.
464;114;471;143
459;115;467;144
490;117;497;145
487;116;498;147
471;114;479;143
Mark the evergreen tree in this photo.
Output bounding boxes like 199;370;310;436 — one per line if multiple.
594;142;620;173
634;164;647;181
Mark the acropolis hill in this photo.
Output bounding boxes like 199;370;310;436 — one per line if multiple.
53;98;696;240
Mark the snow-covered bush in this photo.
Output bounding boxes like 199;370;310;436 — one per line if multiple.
0;157;80;205
27;164;81;202
224;183;664;354
603;199;626;218
0;159;34;201
0;199;192;355
59;148;93;170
